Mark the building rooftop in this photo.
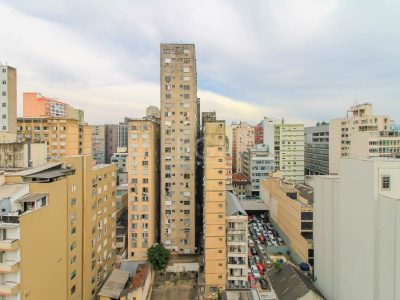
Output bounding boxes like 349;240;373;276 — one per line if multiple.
232;173;250;183
16;193;47;203
97;269;130;299
266;262;325;300
0;183;26;199
226;192;247;216
239;199;268;211
10;163;63;177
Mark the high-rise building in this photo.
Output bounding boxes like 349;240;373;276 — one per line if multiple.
160;43;199;254
17;117;92;160
309;158;400;300
329;103;400;174
1;156;116;299
254;123;264;144
203;120;227;296
127;118;160;261
105;124;119;164
305;124;329;175
225;153;232;185
23;92;84;124
264;120;305;182
241;144;274;197
118;118;129;148
91;125;106;164
232;122;254;173
0;63;17;133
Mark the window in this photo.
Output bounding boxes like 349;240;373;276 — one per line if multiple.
71;285;76;294
71;227;76;235
70;198;76;206
71;255;76;264
382;175;391;190
183;85;190;90
70;270;76;280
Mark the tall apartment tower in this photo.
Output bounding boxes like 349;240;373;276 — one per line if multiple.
127;118;160;260
232;122;254;174
204;120;227;295
0;63;17;133
160;44;199;254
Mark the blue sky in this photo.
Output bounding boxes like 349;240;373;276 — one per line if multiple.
0;0;399;125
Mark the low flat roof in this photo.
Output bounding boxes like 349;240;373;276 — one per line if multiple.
239;200;268;211
0;184;27;199
17;193;47;203
10;163;62;176
98;269;130;299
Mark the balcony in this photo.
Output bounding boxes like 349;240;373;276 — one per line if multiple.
0;261;20;273
0;240;19;251
0;281;20;296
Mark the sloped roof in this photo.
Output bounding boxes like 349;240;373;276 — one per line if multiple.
232;173;250;183
98;269;130;299
226;192;247;216
266;262;325;300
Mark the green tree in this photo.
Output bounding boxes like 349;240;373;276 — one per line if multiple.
147;243;170;272
273;260;283;271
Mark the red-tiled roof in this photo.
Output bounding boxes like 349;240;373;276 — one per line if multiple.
130;264;149;289
232;173;249;183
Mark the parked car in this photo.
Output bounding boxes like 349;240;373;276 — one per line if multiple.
248;256;255;266
267;223;273;230
254;255;261;264
248;274;257;288
248;247;253;257
257;263;265;275
257;244;264;254
277;237;283;244
251;265;261;278
259;278;268;290
258;235;266;244
267;241;272;246
248;238;254;247
248;214;253;221
251;247;257;256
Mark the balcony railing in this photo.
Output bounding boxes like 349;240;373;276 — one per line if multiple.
0;215;20;224
0;261;20;273
0;281;20;295
0;240;19;251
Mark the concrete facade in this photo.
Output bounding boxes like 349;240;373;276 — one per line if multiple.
305;125;329;175
91;125;106;164
17;117;92;160
2;156;117;299
204;120;227;297
232;122;254;174
260;175;314;266
160;44;199;254
0;64;17;134
241;144;274;197
309;158;400;300
127;119;160;261
329;103;399;174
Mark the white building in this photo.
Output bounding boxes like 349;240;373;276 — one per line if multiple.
0;63;17;134
308;158;400;300
329;103;400;174
263;118;305;183
241;144;274;197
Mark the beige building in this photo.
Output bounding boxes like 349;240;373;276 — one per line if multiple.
225;153;232;185
329;103;400;174
1;155;116;299
260;174;314;266
203;120;227;297
16;117;92;160
232;122;254;173
226;192;248;289
0;142;47;169
0;63;17;134
127;118;160;261
160;43;199;254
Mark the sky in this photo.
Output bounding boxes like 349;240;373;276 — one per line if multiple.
0;0;399;126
